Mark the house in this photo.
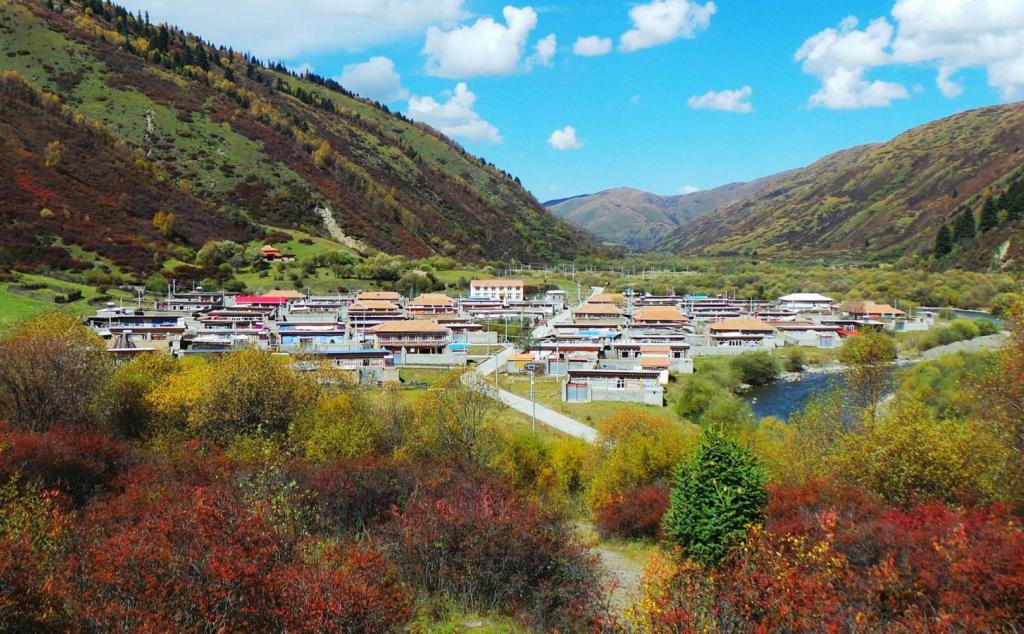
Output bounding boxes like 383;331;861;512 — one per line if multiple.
709;318;776;348
562;368;664;406
506;352;539;374
276;323;347;350
368;320;451;353
356;290;401;302
545;289;566;311
774;321;842;348
157;290;229;313
469;279;525;302
260;245;292;261
573;302;624;322
407;293;457;316
778;293;834;312
607;342;693;373
838;300;906;321
292;349;397;385
589;292;625;305
632;306;688;328
261;289;304;300
346;300;404;334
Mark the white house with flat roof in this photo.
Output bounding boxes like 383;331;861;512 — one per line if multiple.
470;279;524;302
778;293;834;312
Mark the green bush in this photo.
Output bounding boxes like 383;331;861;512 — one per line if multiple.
675;377;724;421
662;429;767;565
782;348;806;373
699;393;754;432
729;351;780;386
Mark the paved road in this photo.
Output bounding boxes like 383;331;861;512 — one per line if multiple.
462;286;604;442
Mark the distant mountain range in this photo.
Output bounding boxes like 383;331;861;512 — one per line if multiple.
548;102;1024;267
657;102;1024;263
544;172;792;249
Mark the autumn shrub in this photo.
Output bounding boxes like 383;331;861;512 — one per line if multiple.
587;410;696;514
267;542;413;633
98;352;177;438
388;474;607;631
634;484;1024;632
0;425;136;506
594;483;669;539
490;428;562;503
662;429;767;566
0;313;111;431
299;457;416;534
295;391;378;461
830;401;1008;506
697;392;754;431
782;347;806;372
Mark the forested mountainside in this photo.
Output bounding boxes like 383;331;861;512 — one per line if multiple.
658;102;1024;268
545;172;792;249
0;0;591;276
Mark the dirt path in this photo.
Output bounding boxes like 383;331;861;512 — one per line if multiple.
596;546;645;612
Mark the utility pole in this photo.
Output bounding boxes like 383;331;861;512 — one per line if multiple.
530;369;536;434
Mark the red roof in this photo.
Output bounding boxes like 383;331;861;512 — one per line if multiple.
235;296;288;305
837;329;860;336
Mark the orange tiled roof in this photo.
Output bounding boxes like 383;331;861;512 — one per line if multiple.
260;289;303;299
634;306;687;322
410;293;454;306
356;291;400;301
709;318;775;332
574;303;623;315
640;355;671;369
349;300;400;310
369;320;449;334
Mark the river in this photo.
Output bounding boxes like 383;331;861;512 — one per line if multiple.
744;366;901;421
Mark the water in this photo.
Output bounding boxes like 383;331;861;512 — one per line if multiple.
745;366;900;421
745;371;846;420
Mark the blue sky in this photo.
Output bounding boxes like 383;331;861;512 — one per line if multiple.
121;0;1024;199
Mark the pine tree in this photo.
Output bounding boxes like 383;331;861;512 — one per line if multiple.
952;206;976;242
934;223;953;257
662;430;767;566
979;197;1000;232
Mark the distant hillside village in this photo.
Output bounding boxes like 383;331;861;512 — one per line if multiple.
86;280;933;410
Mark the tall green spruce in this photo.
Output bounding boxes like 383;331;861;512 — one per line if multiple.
933;224;953;257
662;429;767;566
952;205;977;243
979;197;1000;233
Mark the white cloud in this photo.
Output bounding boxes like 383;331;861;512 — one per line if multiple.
573;35;613;57
407;83;502;144
687;85;754;112
290;62;315;76
338;56;408;102
422;5;539;78
619;0;716;52
797;1;1024;106
117;0;466;59
795;16;909;109
529;33;557;68
630;94;642;105
890;0;1024;100
547;125;584;150
678;185;701;194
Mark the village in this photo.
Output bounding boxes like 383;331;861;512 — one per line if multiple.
85;278;934;418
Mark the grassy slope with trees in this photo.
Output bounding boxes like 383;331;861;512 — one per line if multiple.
658;102;1024;267
0;0;591;277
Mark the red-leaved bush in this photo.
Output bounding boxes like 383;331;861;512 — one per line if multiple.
594;483;669;539
388;473;610;631
296;456;416;534
634;480;1024;633
0;424;136;506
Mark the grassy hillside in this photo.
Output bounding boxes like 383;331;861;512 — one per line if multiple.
658;102;1024;265
545;173;792;249
0;0;590;278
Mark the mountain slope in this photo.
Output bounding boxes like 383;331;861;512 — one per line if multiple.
658;102;1024;260
0;0;590;275
545;173;792;248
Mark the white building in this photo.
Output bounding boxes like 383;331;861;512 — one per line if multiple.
470;279;525;302
778;293;834;312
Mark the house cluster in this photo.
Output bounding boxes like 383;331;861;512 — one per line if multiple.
85;280;567;386
507;291;930;408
